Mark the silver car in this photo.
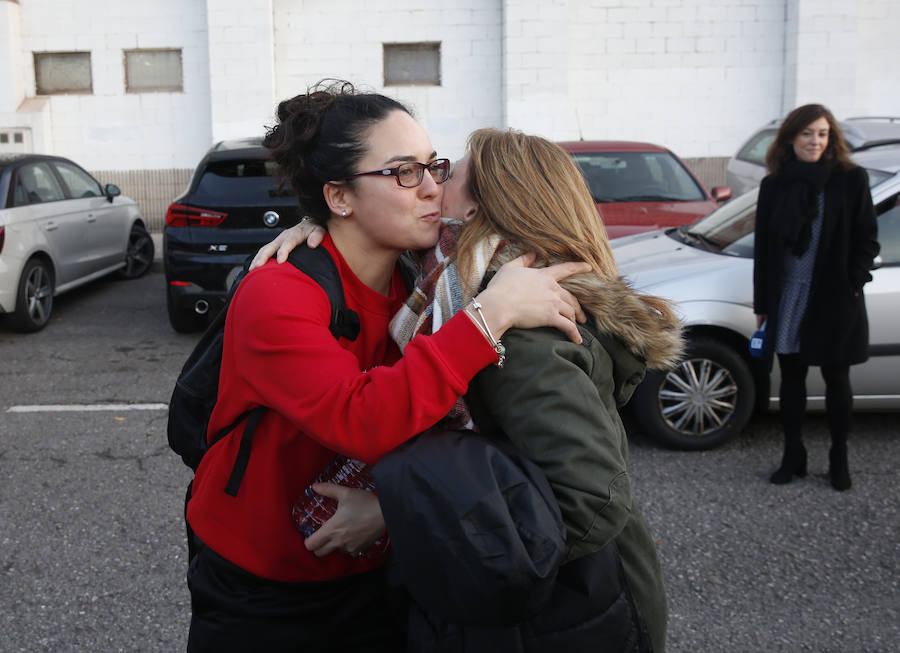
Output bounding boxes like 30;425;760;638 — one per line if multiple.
616;147;900;450
0;154;154;332
726;116;900;196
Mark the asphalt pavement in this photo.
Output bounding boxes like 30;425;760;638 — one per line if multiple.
0;264;897;652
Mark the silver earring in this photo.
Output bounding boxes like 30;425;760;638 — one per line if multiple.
341;210;347;217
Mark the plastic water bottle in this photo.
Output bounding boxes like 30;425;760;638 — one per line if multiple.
290;455;390;559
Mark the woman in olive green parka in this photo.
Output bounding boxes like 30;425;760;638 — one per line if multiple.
436;129;684;652
466;294;677;652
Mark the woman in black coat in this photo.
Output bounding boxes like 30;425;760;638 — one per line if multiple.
753;103;880;491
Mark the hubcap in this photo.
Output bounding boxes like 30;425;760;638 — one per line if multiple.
658;358;739;436
26;266;52;324
125;232;153;276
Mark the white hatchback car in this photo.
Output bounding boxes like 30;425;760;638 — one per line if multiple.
0;154;154;331
615;147;900;450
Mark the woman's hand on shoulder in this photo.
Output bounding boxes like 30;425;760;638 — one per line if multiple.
475;252;590;344
249;219;327;270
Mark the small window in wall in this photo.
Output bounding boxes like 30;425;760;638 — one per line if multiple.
383;42;441;86
0;130;29;152
124;49;183;93
34;52;93;95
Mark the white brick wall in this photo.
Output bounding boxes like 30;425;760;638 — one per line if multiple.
271;0;503;160
5;0;212;169
788;0;859;111
2;0;899;169
503;0;899;156
854;0;900;113
0;0;25;114
503;0;570;139
781;0;900;121
207;0;276;142
546;0;789;156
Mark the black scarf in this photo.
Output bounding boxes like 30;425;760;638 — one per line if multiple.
773;158;836;256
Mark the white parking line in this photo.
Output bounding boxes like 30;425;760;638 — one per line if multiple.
6;403;168;413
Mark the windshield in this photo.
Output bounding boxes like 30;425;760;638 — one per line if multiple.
192;159;294;204
682;166;892;258
569;150;707;202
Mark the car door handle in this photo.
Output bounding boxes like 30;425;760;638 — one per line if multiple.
45;221;58;231
86;214;96;223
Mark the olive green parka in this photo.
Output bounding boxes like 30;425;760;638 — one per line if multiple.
466;273;684;653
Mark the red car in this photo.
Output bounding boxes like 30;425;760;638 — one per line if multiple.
558;141;732;239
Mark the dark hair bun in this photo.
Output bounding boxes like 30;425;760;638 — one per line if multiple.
264;79;409;222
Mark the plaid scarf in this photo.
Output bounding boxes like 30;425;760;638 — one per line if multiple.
389;220;503;430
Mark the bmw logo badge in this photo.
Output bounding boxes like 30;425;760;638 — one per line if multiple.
263;211;280;227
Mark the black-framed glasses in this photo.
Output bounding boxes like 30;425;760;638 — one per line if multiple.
347;158;451;188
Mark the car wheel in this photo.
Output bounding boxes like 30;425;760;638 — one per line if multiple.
118;224;155;279
167;286;206;333
11;258;54;332
631;337;756;450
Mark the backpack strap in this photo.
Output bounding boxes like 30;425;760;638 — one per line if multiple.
287;245;361;341
224;406;266;497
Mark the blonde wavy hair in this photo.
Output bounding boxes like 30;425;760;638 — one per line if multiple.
457;128;618;283
456;129;681;352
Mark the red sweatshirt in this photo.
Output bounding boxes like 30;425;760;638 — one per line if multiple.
187;236;495;582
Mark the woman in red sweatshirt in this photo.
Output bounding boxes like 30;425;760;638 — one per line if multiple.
185;80;588;652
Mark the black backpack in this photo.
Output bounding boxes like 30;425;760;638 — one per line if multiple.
167;244;362;497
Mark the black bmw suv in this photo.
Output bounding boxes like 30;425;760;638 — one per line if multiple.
164;138;301;332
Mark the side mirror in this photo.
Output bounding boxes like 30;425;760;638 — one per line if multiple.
711;186;732;202
104;184;121;203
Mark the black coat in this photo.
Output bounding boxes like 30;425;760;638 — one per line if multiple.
372;429;566;627
753;164;880;369
373;429;653;653
404;544;651;653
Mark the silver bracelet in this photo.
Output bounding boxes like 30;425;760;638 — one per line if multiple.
468;298;506;368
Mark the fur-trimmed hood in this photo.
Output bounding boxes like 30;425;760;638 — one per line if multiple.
488;247;684;371
579;274;685;370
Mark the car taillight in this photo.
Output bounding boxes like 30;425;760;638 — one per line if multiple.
165;203;227;227
0;226;5;254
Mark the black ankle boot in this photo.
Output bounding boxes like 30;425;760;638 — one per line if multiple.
829;445;851;491
770;442;807;484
